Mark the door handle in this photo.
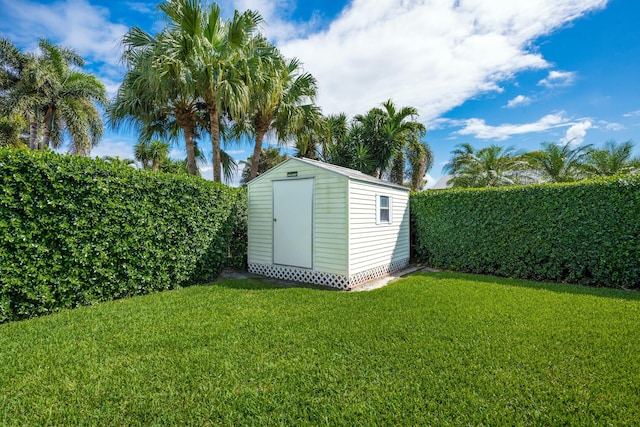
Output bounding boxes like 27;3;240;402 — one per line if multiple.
273;218;277;222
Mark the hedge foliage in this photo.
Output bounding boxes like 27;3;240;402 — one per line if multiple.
0;149;247;322
412;175;640;289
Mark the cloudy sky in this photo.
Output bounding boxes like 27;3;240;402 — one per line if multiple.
1;0;638;185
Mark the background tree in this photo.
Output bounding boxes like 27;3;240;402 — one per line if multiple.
34;40;106;154
134;140;170;171
158;0;265;182
108;25;202;175
524;141;592;183
1;38;106;154
240;146;286;185
320;113;348;161
0;115;27;148
234;48;319;182
406;140;434;191
0;37;41;149
584;139;640;176
351;100;427;182
444;144;525;188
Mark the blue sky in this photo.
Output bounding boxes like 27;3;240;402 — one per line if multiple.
1;0;638;185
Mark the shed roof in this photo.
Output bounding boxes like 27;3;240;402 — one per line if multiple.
251;157;409;191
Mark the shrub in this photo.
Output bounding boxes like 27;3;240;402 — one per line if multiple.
0;149;247;322
411;176;640;289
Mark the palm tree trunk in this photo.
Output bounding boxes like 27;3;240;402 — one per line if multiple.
183;126;198;175
206;91;222;182
29;119;38;150
390;153;404;185
410;157;427;192
175;105;198;175
41;125;51;150
249;125;269;181
40;107;54;150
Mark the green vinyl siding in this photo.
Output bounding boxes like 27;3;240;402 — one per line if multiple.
348;181;410;275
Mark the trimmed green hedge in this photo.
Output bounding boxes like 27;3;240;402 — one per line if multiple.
412;176;640;289
0;149;247;322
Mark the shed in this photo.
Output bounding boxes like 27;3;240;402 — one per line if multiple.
247;157;410;290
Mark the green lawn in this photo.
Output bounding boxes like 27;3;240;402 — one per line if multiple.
1;273;639;425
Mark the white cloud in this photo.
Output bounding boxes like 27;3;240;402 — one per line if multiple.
538;70;576;88
231;0;321;43
456;113;570;140
623;110;640;118
0;0;129;103
505;95;532;108
0;0;127;68
561;120;592;145
270;0;606;120
599;120;624;131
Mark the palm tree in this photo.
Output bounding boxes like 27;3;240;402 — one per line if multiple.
0;37;41;149
444;144;525;188
240;146;286;185
353;100;427;181
406;139;434;191
134;139;170;171
323;113;374;173
234;48;319;182
36;40;106;154
158;0;265;182
1;39;106;155
108;25;201;175
320;113;349;161
524;141;592;183
584;140;640;176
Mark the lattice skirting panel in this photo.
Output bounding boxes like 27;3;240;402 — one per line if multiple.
248;258;409;290
348;257;410;288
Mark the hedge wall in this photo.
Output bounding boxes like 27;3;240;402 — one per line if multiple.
0;149;247;322
412;175;640;289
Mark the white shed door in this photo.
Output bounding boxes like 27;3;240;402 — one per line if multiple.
273;179;313;268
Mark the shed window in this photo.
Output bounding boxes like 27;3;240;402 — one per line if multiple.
376;195;392;224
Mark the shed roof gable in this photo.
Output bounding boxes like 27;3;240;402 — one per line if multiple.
248;157;409;191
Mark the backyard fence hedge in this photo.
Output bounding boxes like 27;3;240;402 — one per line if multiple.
411;176;640;289
0;149;247;322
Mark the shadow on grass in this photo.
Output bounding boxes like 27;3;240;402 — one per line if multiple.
413;271;640;301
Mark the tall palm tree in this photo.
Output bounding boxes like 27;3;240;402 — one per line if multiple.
234;49;319;182
525;141;592;183
108;25;201;175
158;0;265;182
584;140;640;176
444;144;525;188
